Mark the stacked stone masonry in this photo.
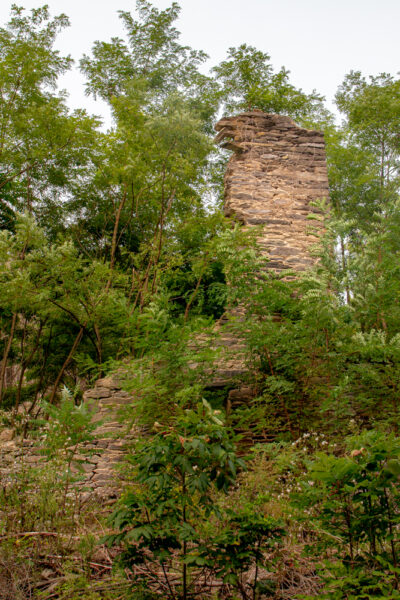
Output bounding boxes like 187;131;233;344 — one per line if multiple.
210;111;330;388
0;377;136;500
215;110;329;272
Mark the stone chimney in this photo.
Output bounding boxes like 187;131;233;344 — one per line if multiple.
215;110;329;273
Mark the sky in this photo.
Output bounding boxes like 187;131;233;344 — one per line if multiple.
1;0;399;127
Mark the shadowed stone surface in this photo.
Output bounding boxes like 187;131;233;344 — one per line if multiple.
0;377;136;501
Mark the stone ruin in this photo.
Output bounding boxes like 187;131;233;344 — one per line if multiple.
0;111;329;497
210;111;329;392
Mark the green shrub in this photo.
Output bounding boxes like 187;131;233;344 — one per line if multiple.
293;430;400;599
105;399;284;600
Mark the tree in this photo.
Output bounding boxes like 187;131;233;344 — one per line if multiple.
335;71;400;207
0;5;99;235
80;0;218;125
294;431;400;599
65;90;217;308
327;130;381;227
75;1;223;310
213;44;329;125
0;214;131;410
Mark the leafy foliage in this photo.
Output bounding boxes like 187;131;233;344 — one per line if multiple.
213;43;329;125
293;431;400;599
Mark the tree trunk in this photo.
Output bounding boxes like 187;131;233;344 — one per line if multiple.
0;312;18;403
105;186;127;293
48;326;85;404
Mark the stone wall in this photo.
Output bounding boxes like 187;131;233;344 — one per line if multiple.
0;377;135;500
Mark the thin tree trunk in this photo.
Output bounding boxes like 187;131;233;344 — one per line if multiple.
150;190;176;295
184;266;206;323
48;326;85;405
182;470;187;600
0;312;17;403
132;189;175;312
380;139;385;203
94;323;102;366
383;487;398;588
340;236;350;304
26;165;32;214
15;320;44;411
105;186;127;293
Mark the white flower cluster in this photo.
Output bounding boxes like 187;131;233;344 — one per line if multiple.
290;430;332;450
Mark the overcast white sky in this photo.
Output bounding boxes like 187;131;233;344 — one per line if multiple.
1;0;399;127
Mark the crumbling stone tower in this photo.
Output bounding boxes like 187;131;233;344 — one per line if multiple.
210;111;330;395
215;111;329;272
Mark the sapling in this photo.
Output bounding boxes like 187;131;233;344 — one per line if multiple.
41;386;99;515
